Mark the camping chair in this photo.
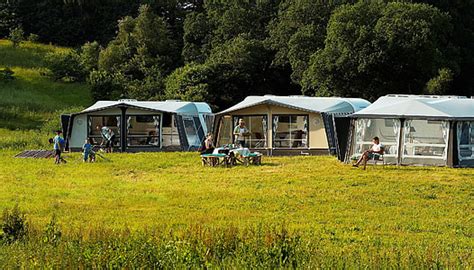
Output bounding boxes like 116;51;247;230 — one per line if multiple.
364;147;385;169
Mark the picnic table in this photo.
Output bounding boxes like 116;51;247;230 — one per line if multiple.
200;146;262;167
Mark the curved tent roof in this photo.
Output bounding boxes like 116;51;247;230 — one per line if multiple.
352;95;474;120
217;95;370;115
76;100;212;115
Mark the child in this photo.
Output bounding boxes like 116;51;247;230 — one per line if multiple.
52;130;66;164
83;138;93;162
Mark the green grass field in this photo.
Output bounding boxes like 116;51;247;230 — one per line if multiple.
0;39;90;149
0;152;473;267
0;39;472;268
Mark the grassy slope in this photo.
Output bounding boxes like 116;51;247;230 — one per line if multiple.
0;151;472;265
0;39;91;148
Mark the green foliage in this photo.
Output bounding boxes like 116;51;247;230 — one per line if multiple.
95;4;178;100
302;2;456;100
43;215;61;246
0;67;14;81
27;33;39;43
44;50;86;82
165;63;213;102
425;68;454;95
79;41;100;73
1;204;28;244
88;70;123;101
8;26;24;48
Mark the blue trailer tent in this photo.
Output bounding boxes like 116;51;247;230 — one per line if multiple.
214;95;371;157
63;99;213;152
346;95;474;167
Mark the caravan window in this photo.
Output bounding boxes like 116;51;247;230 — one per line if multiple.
88;116;121;146
353;118;400;163
232;115;268;148
272;115;308;148
457;121;474;161
126;115;160;147
401;120;449;165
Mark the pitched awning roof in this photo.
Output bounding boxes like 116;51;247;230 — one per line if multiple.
76;100;212;115
217;95;371;115
352;95;474;120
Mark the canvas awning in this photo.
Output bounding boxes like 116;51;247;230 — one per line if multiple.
352;95;474;120
77;100;212;115
217;95;370;115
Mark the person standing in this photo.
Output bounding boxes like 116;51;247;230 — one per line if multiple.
233;119;250;148
97;125;115;153
52;130;65;164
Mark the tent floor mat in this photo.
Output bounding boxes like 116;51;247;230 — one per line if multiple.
15;150;55;158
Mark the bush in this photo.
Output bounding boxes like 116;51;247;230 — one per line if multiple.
8;26;24;47
27;33;39;42
43;215;61;246
44;50;86;82
80;41;101;73
0;67;15;81
1;204;28;244
88;70;123;101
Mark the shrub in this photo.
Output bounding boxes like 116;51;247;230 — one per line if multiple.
80;41;101;73
43;215;61;246
88;70;123;101
8;26;24;47
27;33;39;42
44;50;86;82
0;67;15;81
1;204;29;244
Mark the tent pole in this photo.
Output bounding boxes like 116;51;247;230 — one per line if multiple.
397;118;405;165
120;106;127;152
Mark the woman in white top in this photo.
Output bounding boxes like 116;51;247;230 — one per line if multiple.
353;136;384;169
233;119;250;147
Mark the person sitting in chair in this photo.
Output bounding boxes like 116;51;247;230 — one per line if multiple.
201;133;215;154
353;136;384;169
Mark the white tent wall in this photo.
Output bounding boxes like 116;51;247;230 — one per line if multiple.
350;118;451;166
401;120;449;166
352;118;400;164
70;114;88;149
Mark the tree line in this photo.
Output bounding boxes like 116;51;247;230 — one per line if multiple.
1;0;473;110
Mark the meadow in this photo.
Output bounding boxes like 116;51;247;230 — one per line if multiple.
0;39;90;149
0;39;473;268
0;151;473;268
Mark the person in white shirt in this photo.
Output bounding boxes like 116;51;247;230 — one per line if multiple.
233;119;250;147
353;136;384;169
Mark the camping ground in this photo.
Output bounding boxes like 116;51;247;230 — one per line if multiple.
0;40;473;268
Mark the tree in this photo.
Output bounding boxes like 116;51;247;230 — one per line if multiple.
8;26;24;47
425;68;454;95
95;4;178;100
302;2;456;100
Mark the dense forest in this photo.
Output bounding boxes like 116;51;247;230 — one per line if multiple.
1;0;473;110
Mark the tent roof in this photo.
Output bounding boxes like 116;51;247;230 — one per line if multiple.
77;100;212;115
217;95;371;115
352;95;474;120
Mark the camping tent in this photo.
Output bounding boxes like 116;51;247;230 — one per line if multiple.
346;94;474;167
63;99;213;152
214;95;371;156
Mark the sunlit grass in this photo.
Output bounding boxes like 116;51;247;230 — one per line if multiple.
0;39;91;130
